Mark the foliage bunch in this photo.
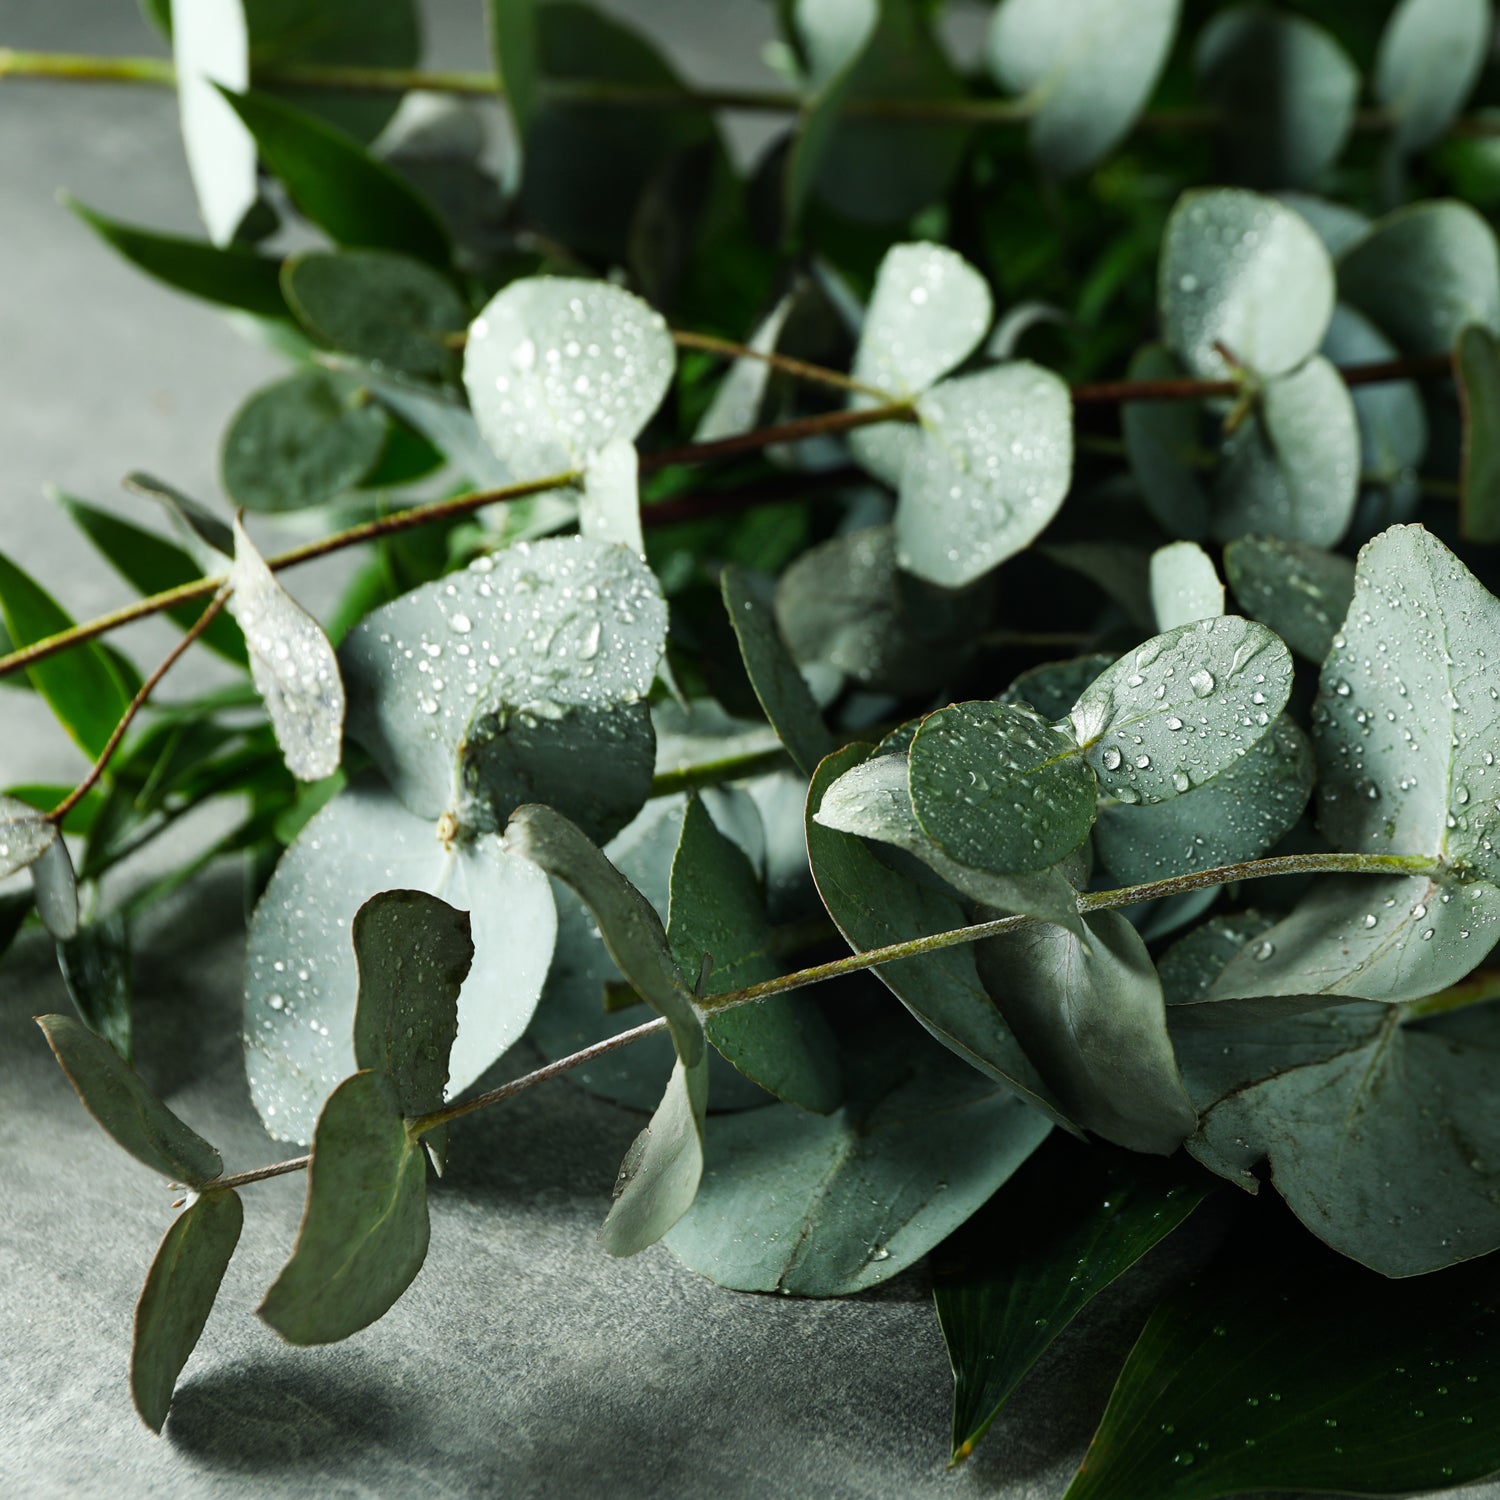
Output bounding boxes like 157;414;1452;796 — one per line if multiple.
10;0;1500;1493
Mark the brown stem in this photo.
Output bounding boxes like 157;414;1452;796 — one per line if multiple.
645;401;916;470
47;587;231;825
672;330;890;401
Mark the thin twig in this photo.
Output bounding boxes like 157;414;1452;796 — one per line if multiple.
672;330;889;401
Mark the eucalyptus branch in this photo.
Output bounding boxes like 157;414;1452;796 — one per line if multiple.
47;586;231;825
672;330;890;401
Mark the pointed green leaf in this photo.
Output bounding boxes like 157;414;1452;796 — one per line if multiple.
32;833;79;943
124;471;236;562
132;1189;243;1433
909;701;1096;877
173;0;257;245
670;797;841;1114
1223;534;1354;664
487;0;540;144
578;437;643;555
1161;188;1335;380
935;1140;1212;1463
220;87;451;264
37;1014;221;1185
1121;345;1211;540
1459;322;1500;543
665;1026;1051;1295
58;917;131;1057
976;910;1197;1155
988;0;1180;178
1150;542;1223;632
1374;0;1488;154
260;1070;429;1344
352;890;474;1118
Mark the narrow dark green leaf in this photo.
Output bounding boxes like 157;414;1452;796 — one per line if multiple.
123;471;237;562
132;1189;243;1433
65;198;290;320
219;87;451;265
0;552;136;759
36;1014;221;1185
721;565;835;779
487;0;541;144
1458;322;1500;543
1063;1255;1500;1500
58;917;132;1059
352;889;474;1118
935;1139;1212;1463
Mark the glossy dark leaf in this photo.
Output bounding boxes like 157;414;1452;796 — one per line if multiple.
58;918;132;1059
487;0;541;144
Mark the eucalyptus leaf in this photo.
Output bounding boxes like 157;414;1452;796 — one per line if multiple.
245;780;556;1145
908;701;1096;877
1063;1253;1500;1499
1194;7;1359;189
463;278;673;476
259;1070;429;1344
999;655;1115;723
32;835;79;943
361;372;514;489
1459;322;1500;543
1069;616;1293;804
123;471;236;563
340;538;667;844
0;794;58;879
58;917;131;1056
487;0;541;148
988;0;1180;178
1338;200;1500;354
132;1189;243;1433
1121;345;1211;541
1161;188;1335;380
1157;911;1277;1005
935;1140;1212;1463
36;1014;221;1186
807;745;1070;1120
1373;0;1488;154
1277;191;1372;257
227;519;345;782
1150;542;1223;631
665;1024;1051;1296
693;295;794;443
976;910;1197;1155
1222;534;1354;664
896;363;1074;589
351;890;474;1118
1213;356;1361;546
578;437;644;556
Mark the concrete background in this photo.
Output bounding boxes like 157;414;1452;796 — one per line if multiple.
1;3;1496;1498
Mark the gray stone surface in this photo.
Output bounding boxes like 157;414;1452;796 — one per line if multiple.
2;3;1498;1498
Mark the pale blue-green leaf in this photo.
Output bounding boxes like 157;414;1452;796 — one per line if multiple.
228;518;345;782
36;1013;221;1185
259;1070;429;1343
1459;322;1500;544
463;278;674;473
895;363;1073;588
665;1029;1051;1294
815;752;1083;936
1374;0;1488;153
340;538;666;843
57;916;129;1053
1222;534;1354;663
123;470;234;565
173;0;257;245
578;437;643;555
999;654;1115;722
1194;7;1359;188
669;796;841;1114
848;241;991;486
1150;541;1223;631
988;0;1180;178
909;701;1096;876
1179;1002;1500;1274
651;701;782;796
1338;201;1500;354
1276;191;1371;257
1157;911;1277;1005
985;301;1067;361
1161;188;1335;379
976;911;1196;1155
34;834;79;941
362;371;514;488
693;295;794;443
0;794;56;879
1069;616;1293;804
245;780;556;1145
1095;716;1312;886
351;889;473;1118
131;1187;243;1433
807;745;1072;1123
1121;344;1210;540
1213;356;1361;546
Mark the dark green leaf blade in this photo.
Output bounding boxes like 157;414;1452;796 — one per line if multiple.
352;889;474;1117
36;1014;221;1185
58;917;132;1060
487;0;541;144
258;1070;429;1345
935;1139;1212;1464
131;1189;244;1433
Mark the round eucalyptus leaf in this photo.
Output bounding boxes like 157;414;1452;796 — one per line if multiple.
1120;344;1211;541
1373;0;1489;154
463;277;674;475
1150;541;1224;632
1095;715;1313;885
1275;191;1371;257
895;363;1073;588
908;701;1096;876
988;0;1180;179
1195;7;1359;188
1213;356;1361;547
282;251;469;380
1161;188;1335;380
1338;200;1500;354
222;369;387;513
999;654;1116;723
1321;302;1429;493
1157;910;1278;1006
245;780;557;1146
1070;616;1294;804
339;538;667;843
1223;534;1355;664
